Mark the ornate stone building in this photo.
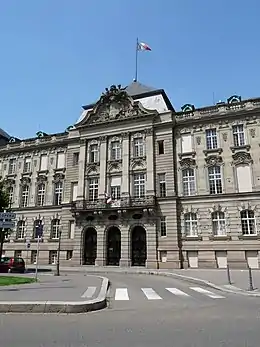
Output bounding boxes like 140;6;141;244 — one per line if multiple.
1;84;260;269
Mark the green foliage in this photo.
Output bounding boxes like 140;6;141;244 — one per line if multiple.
0;177;9;212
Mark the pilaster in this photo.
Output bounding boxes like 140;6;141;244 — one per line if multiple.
121;132;130;196
98;136;107;199
145;128;155;195
77;139;86;200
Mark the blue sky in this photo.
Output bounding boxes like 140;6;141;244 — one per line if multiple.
1;0;259;139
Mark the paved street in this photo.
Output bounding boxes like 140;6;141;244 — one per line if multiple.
1;273;260;346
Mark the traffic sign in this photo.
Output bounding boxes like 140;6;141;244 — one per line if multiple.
0;212;16;220
0;221;15;229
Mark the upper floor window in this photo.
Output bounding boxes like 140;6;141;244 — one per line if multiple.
111;141;121;160
181;134;192;153
24;157;31;173
7;186;14;206
208;166;222;194
133;138;144;157
206;129;218;150
54;181;63;205
51;219;60;239
133;173;145;198
158;173;166;197
110;176;121;200
57;152;65;169
241;210;256;235
40;155;48;171
21;185;29;207
160;216;167;237
88;178;99;201
8;159;16;174
233;124;245;147
71;182;78;202
33;220;43;239
182;168;196;196
16;221;26;239
73;152;79;165
158;140;164;154
89;144;99;163
37;183;45;206
212;211;226;236
184;212;198;237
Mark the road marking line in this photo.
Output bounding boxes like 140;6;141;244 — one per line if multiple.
166;288;190;296
115;288;129;301
81;286;97;298
190;287;225;299
141;288;162;300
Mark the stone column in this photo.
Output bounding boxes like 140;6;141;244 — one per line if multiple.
98;136;107;199
145;128;155;195
77;139;86;200
95;225;105;266
121;132;130;197
120;224;130;267
145;224;158;268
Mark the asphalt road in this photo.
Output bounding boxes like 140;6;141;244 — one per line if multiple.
0;273;260;347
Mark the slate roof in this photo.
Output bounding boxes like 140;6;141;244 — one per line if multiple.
125;81;157;96
0;128;10;139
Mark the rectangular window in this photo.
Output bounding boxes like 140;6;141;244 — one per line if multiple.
241;210;256;235
158;173;166;197
14;250;22;258
111;141;121;160
54;181;63;205
233;124;245;147
24;157;31;173
31;250;37;264
37;183;45;206
66;250;73;260
133;173;145;198
40;155;48;171
208;166;222;194
133;138;144;157
184;213;198;237
51;219;60;239
73;152;79;165
89;144;99;163
182;168;196;196
8;159;16;174
17;221;26;239
49;251;58;265
7;186;14;206
68;221;75;239
110;176;121;200
88;178;99;201
236;165;252;192
160;217;167;237
158;140;164;154
206;129;218;149
71;183;78;201
57;152;65;169
212;211;226;236
21;186;29;207
181;134;192;153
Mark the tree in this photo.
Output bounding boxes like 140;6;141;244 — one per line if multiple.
0;177;10;259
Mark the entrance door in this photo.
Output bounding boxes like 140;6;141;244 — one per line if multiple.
131;226;147;266
83;227;97;265
106;227;121;266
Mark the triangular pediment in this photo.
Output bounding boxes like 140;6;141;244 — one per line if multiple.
77;85;157;127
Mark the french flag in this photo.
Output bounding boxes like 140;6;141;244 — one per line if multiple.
137;41;152;51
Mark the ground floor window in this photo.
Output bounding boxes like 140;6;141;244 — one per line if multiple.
49;251;57;265
31;250;37;264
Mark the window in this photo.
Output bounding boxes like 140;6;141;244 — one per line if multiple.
54;181;63;205
40;155;48;171
208;166;222;194
236;165;252;192
68;221;75;239
89;144;99;163
233;124;245;147
212;211;226;236
241;210;257;235
21;185;29;207
57;152;65;169
181;134;192;153
49;251;57;265
24;157;31;173
182;169;196;196
158;140;164;154
8;159;16;174
160;217;167;237
73;152;79;165
110;177;121;200
133;138;144;157
33;220;43;239
37;183;45;206
71;183;78;201
88;178;99;201
14;250;22;258
206;129;218;150
184;213;198;236
66;250;73;260
31;250;37;264
133;173;145;198
16;221;26;239
51;219;60;239
7;186;14;206
158;173;166;197
111;141;121;160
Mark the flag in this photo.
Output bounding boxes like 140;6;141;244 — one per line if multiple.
105;193;112;204
137;41;151;51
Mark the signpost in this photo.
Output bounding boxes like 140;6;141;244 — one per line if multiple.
25;236;31;272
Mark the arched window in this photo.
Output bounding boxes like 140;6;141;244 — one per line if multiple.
212;211;226;236
51;219;60;239
16;221;26;239
241;210;256;235
184;213;198;236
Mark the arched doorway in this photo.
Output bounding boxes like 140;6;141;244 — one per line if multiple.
83;227;97;265
106;226;121;266
131;226;147;266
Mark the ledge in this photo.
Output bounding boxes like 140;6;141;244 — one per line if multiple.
182;236;203;241
238;234;260;240
230;144;251;153
209;235;231;241
203;148;223;156
178;151;196;159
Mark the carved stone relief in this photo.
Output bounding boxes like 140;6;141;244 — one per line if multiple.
20;177;31;186
130;157;146;170
250;128;256;138
195;136;201;145
232;152;252;166
179;158;196;169
107;160;122;173
222;132;228;142
204;155;223;167
85;163;100;175
53;173;65;183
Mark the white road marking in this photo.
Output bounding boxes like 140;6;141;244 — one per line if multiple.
81;286;97;298
166;287;190;296
141;288;162;300
115;288;129;301
190;287;225;299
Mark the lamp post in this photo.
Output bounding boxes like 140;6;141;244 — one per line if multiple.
55;230;62;276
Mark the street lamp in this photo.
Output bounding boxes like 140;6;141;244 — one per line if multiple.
55;229;62;276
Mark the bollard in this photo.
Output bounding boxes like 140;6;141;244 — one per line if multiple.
226;264;232;285
248;266;254;291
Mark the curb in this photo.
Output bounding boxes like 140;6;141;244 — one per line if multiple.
0;275;110;313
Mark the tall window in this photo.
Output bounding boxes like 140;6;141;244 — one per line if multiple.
16;221;26;239
133;138;144;157
241;210;256;235
184;213;198;236
182;168;196;196
7;186;14;206
57;152;65;169
133;173;145;198
24;157;31;173
8;159;16;174
158;173;166;197
208;166;222;194
21;185;29;207
160;217;167;237
212;211;226;236
88;178;99;201
111;141;121;160
54;181;63;205
37;183;45;206
33;220;43;239
51;219;60;239
111;186;121;200
89;144;99;162
206;129;218;150
40;155;48;171
49;251;58;264
73;152;79;165
233;124;245;147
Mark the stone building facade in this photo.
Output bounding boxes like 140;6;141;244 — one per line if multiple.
0;83;260;269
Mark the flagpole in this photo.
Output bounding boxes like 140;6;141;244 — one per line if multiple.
134;37;138;82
